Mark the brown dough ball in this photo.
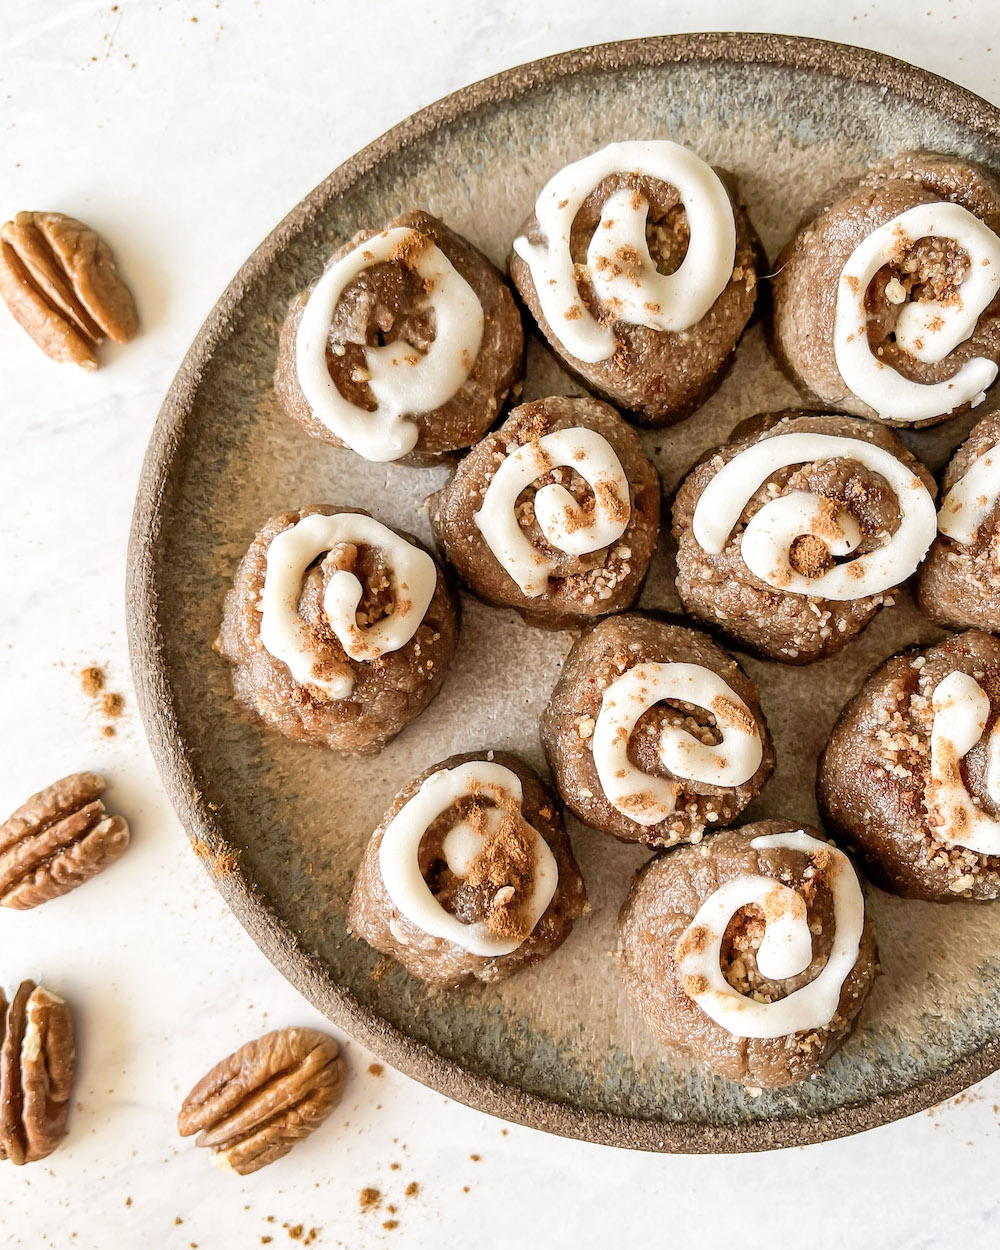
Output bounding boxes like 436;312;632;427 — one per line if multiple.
541;614;774;848
770;152;1000;427
617;820;878;1088
217;506;458;754
429;395;660;628
348;751;588;987
917;410;1000;632
509;164;761;427
818;631;1000;901
275;210;524;465
672;410;937;664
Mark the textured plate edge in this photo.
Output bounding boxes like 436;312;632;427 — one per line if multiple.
125;32;1000;1153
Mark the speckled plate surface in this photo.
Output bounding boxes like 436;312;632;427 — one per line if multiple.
127;33;1000;1152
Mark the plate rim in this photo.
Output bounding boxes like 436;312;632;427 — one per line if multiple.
126;31;1000;1153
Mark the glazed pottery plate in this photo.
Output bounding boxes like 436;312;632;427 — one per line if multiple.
127;34;1000;1152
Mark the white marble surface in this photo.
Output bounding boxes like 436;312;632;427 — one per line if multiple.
2;1;999;1246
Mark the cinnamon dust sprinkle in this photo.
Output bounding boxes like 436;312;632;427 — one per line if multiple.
789;534;834;580
80;665;104;696
359;1187;382;1213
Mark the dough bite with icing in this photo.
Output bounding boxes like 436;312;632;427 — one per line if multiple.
429;395;660;627
672;410;937;664
275;210;524;465
617;820;877;1088
541;615;773;848
917;410;1000;632
771;152;1000;427
818;631;1000;901
217;506;458;754
347;752;588;987
508;140;762;427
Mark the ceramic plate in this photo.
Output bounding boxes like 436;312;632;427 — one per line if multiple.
127;33;1000;1152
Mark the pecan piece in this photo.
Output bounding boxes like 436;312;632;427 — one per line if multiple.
0;771;131;910
0;211;137;367
178;1027;346;1175
0;981;76;1165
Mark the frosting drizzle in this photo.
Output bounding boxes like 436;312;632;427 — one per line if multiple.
676;830;865;1040
259;512;437;701
927;670;1000;856
295;227;484;462
591;662;763;827
512;140;736;364
473;426;631;596
833;202;1000;422
692;431;937;600
378;761;558;957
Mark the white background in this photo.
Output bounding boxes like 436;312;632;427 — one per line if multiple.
2;2;998;1246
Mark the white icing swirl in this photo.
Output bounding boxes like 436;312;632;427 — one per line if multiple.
512;140;737;364
938;443;1000;546
692;431;937;600
591;662;763;827
259;512;437;701
378;761;558;957
295;227;484;462
473;427;631;596
928;670;1000;856
676;831;865;1040
833;202;1000;422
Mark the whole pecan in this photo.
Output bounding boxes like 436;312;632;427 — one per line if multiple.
0;981;76;1165
0;211;137;367
0;772;131;910
178;1027;346;1175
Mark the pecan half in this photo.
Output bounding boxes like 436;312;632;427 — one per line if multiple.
0;981;76;1165
0;211;137;367
178;1028;346;1175
0;772;131;910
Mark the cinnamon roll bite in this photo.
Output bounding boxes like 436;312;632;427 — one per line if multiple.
672;410;937;664
917;410;1000;631
617;820;877;1088
217;506;458;754
818;631;1000;901
429;395;660;628
348;752;588;987
508;140;762;426
275;210;524;465
541;615;774;848
771;152;1000;427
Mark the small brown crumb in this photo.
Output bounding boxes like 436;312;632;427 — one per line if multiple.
101;691;125;719
101;725;116;738
359;1187;381;1213
469;1154;480;1162
287;1227;304;1241
382;1222;398;1231
368;1063;384;1077
261;1240;272;1246
80;665;105;696
405;1183;419;1198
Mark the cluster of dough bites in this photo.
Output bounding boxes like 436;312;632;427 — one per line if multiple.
541;615;774;847
509;145;761;426
672;410;937;664
348;752;587;987
217;506;458;754
771;152;1000;427
617;821;877;1088
275;210;524;465
918;410;1000;632
819;631;1000;902
430;395;660;626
